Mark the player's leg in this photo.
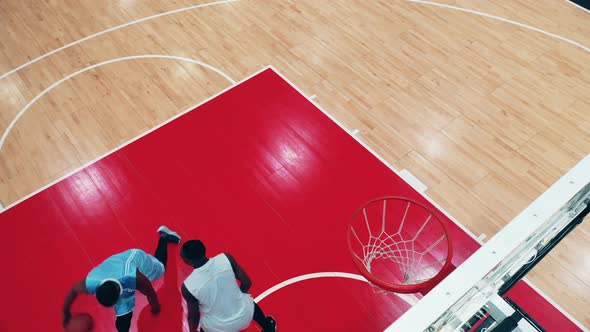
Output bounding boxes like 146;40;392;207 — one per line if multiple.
153;236;169;268
154;226;181;268
115;312;133;332
252;302;276;332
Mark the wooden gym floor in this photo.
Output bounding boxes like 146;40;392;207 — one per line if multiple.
0;0;589;328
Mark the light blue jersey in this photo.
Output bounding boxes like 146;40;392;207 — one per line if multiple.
86;249;165;316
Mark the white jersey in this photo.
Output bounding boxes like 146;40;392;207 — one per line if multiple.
184;254;255;332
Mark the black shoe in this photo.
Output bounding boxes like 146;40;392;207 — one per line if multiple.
157;225;181;244
266;316;276;332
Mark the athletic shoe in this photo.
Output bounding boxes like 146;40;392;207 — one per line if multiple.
266;316;276;332
157;225;181;244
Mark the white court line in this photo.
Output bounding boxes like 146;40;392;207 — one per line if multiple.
566;0;590;14
268;66;586;330
404;0;590;53
0;54;236;153
254;272;417;306
350;129;360;136
0;0;238;80
309;94;317;100
0;65;269;213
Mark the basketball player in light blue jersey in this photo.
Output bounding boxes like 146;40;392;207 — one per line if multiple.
62;226;181;332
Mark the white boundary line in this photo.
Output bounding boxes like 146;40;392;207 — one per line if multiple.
404;0;590;53
254;272;417;306
565;0;590;14
268;66;585;330
0;54;236;153
0;65;267;213
0;0;238;80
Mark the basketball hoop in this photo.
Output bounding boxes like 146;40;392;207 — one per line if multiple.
347;197;454;294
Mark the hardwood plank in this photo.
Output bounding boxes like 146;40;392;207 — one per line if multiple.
470;172;532;223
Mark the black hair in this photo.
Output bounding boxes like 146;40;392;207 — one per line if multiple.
181;240;206;260
96;281;120;307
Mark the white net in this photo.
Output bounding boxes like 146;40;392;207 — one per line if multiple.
349;197;451;293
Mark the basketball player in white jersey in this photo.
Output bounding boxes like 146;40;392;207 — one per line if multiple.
180;240;277;332
62;226;181;332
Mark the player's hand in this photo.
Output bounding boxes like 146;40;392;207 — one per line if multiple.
151;302;161;315
62;311;72;326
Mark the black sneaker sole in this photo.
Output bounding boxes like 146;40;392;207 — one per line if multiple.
266;316;276;332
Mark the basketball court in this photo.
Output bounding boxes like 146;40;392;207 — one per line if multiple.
1;0;590;331
0;67;587;331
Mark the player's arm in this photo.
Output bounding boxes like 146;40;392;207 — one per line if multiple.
136;271;160;314
62;280;88;325
225;253;252;293
181;284;200;332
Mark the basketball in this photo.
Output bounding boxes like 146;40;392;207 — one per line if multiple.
65;313;94;332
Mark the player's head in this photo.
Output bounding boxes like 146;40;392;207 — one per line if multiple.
180;240;207;265
96;280;121;307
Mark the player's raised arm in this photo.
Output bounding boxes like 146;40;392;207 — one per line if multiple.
62;280;88;325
